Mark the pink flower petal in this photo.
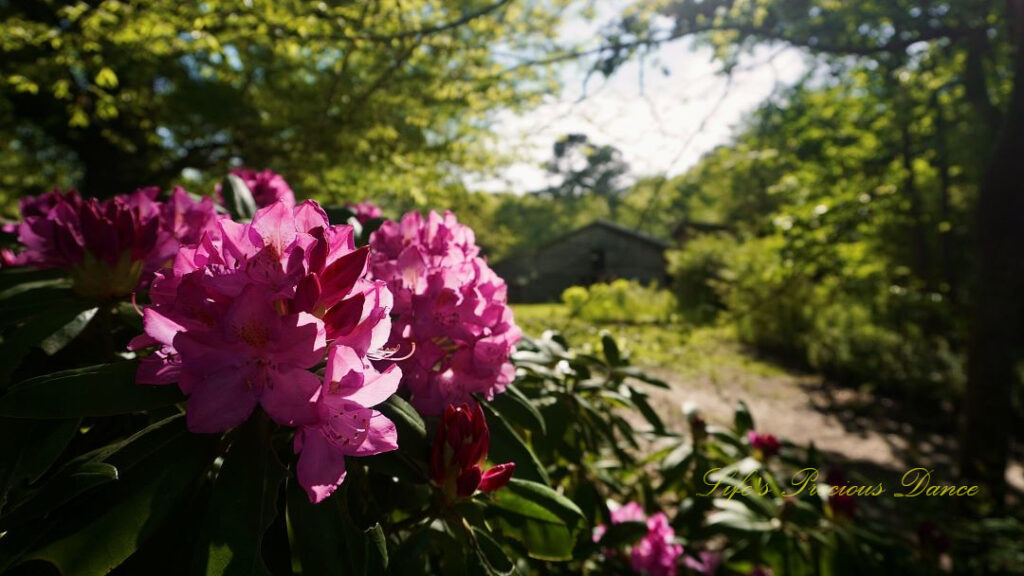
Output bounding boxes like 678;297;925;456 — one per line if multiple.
182;364;259;433
350;410;398;455
262;366;321;427
295;428;348;503
478;462;515;493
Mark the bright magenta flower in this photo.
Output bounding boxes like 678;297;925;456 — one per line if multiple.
369;211;521;415
131;195;399;501
230;168;296;208
595;502;683;576
294;345;401;503
430;403;515;500
174;284;325;431
9;187;221;297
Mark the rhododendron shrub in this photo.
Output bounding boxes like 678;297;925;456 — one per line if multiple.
0;173;918;576
369;210;521;414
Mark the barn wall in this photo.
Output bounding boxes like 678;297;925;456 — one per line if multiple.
494;225;668;303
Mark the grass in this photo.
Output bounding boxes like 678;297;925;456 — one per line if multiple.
512;303;784;379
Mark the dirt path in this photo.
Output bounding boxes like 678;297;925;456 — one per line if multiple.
636;346;1024;497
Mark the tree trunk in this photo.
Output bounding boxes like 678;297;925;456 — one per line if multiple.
960;0;1024;512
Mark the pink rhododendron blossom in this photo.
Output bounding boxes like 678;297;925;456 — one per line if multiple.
7;187;221;295
295;345;401;503
594;502;683;576
230;168;296;208
346;200;383;223
131;196;398;502
683;550;723;576
368;210;521;415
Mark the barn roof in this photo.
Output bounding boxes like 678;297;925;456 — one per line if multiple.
536;219;671;252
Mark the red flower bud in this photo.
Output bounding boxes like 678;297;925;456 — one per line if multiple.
747;430;781;458
430;403;514;499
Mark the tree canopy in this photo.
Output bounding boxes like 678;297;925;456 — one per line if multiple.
0;0;570;210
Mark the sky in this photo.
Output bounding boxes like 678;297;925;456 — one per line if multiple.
466;4;810;194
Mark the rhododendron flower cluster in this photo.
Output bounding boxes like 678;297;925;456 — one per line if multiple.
130;198;399;502
824;467;857;519
747;430;781;458
683;550;724;576
8;187;220;297
230;168;296;208
346;200;383;223
595;502;683;576
368;211;521;415
430;403;515;500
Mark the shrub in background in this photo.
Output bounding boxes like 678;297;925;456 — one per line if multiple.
560;279;677;324
666;233;734;324
669;232;965;401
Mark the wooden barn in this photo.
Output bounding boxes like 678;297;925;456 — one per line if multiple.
491;220;671;303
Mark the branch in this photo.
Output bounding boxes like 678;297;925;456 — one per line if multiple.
497;22;975;77
355;0;513;42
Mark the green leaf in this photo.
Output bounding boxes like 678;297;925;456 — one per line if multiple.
614;366;671;389
195;415;286;576
0;362;183;418
733;399;755;434
468;526;515;576
0;286;81;327
487;479;583;561
221;173;257;221
2;423;215;575
600;332;622;366
365;523;388;572
378;395;426;450
480;403;548;485
287;477;388;576
488;384;545;435
0;415;183;532
706;499;776;533
0;268;63;295
40;307;97;355
0;418;80;508
286;478;346;576
628;387;666;434
0;297;96;384
598;520;649;548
